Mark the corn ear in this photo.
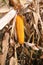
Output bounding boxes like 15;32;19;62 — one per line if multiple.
16;15;24;44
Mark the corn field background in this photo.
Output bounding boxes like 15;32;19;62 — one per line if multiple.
0;0;43;65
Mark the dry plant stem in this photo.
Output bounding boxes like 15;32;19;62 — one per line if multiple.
14;44;18;65
9;43;19;65
33;0;43;45
33;0;39;34
32;32;34;43
33;0;43;31
1;32;9;65
36;0;43;30
24;26;30;37
37;13;43;30
28;32;34;43
9;41;18;65
30;50;34;59
11;14;17;38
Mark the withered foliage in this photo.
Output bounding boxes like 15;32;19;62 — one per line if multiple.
0;0;43;65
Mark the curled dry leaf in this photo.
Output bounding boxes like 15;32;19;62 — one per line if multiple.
0;5;11;13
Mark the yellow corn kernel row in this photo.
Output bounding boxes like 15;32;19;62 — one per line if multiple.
16;15;24;44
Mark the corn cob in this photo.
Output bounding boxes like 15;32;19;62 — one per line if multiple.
16;15;24;44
